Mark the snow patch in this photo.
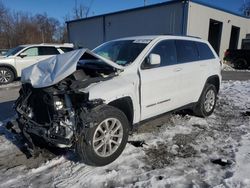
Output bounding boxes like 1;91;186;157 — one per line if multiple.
0;81;249;187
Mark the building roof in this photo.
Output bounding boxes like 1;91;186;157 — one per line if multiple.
192;0;249;19
66;0;249;24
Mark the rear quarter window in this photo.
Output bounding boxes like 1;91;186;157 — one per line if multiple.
38;47;60;55
60;47;74;53
196;42;215;60
175;40;199;63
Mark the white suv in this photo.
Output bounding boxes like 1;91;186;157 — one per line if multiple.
14;35;221;166
0;43;74;84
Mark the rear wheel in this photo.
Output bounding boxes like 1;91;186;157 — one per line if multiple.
76;105;129;166
0;67;15;84
193;84;217;117
233;58;248;69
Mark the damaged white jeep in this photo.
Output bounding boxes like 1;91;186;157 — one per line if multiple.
14;36;221;166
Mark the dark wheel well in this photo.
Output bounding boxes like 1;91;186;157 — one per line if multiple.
0;65;17;79
109;97;134;125
206;75;220;93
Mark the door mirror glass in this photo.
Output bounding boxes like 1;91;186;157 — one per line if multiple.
19;52;27;58
148;53;161;66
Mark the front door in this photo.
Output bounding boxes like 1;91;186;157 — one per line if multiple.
139;40;181;120
15;47;40;76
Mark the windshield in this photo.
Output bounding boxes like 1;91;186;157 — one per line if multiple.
5;46;25;57
93;40;149;66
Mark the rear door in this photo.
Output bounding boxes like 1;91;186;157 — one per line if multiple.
174;40;214;105
139;40;182;120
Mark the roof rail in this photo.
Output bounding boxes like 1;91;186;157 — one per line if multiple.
163;33;201;39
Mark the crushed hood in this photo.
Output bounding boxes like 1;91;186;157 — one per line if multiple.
21;48;124;88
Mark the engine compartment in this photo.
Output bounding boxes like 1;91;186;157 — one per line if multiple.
15;61;117;148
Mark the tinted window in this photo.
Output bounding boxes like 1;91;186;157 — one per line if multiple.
38;47;59;55
23;47;39;56
148;40;177;67
175;40;199;63
196;42;215;60
60;47;74;53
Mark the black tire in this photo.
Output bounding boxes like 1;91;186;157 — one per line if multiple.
193;84;217;117
233;59;248;69
0;67;15;84
76;105;130;166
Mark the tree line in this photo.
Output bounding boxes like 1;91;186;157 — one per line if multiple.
0;1;69;49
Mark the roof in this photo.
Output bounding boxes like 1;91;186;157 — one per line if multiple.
66;0;182;24
66;0;249;24
192;0;250;19
19;43;74;48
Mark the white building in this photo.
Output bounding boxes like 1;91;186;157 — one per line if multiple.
67;0;250;58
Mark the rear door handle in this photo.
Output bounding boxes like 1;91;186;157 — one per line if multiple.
173;68;182;72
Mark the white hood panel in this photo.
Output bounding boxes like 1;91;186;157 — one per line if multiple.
21;49;124;88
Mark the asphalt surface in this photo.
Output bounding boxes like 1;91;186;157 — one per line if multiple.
0;71;249;121
221;71;250;81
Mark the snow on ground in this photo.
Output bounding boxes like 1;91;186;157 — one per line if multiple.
222;63;235;71
0;81;250;188
222;63;250;72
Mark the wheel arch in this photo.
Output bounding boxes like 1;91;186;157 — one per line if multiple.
205;75;220;93
108;96;134;126
0;64;18;78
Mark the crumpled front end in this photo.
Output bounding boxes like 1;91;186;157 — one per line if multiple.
14;48;121;149
15;76;87;148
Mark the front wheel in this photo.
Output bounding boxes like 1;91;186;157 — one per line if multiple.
193;84;217;117
0;67;15;84
76;105;129;166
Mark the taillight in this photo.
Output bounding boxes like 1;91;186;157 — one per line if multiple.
224;50;230;57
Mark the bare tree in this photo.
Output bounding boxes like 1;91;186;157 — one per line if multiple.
241;1;250;17
73;0;94;19
0;1;68;49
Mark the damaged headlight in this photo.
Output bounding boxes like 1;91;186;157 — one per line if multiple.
54;100;63;110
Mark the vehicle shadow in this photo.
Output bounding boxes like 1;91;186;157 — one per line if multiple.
0;122;79;168
0;100;79;167
0;100;16;121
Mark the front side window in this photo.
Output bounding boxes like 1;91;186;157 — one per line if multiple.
147;40;177;67
175;40;199;63
23;47;39;56
38;47;59;55
93;40;148;66
6;46;25;57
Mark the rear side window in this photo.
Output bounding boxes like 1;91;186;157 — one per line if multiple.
38;47;60;55
196;42;215;60
60;47;74;53
175;40;199;63
149;40;177;67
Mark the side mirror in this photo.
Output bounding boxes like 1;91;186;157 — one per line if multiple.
19;52;27;58
148;53;161;66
